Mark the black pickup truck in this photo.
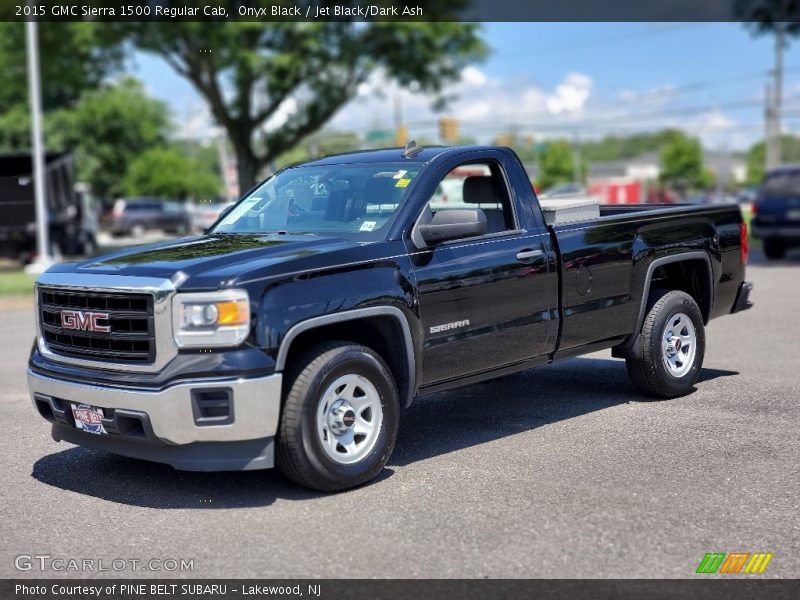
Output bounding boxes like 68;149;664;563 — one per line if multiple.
28;145;752;491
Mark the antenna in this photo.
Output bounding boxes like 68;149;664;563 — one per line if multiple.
402;140;423;158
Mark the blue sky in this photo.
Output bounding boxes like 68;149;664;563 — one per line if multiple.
129;22;800;151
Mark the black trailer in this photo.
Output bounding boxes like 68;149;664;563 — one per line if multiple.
0;152;96;263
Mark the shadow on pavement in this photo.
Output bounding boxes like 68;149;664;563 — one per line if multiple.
30;447;342;508
391;358;738;467
31;358;737;507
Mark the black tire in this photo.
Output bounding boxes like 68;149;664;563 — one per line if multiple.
763;239;785;260
625;290;706;399
276;342;400;492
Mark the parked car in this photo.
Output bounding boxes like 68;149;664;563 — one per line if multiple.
191;201;235;233
751;166;800;259
28;145;752;492
107;198;191;238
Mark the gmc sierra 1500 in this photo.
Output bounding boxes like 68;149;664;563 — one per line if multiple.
28;145;753;491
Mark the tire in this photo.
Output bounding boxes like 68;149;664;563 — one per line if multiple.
276;342;400;492
763;239;785;260
625;290;706;399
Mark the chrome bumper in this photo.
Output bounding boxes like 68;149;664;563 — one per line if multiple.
27;369;282;446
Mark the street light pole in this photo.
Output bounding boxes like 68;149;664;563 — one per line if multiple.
25;15;51;271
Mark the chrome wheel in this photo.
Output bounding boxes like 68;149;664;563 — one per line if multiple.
316;374;383;465
662;312;696;377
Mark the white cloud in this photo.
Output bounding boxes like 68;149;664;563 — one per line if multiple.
546;72;593;115
461;66;488;87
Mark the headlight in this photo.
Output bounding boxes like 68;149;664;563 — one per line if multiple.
172;290;250;348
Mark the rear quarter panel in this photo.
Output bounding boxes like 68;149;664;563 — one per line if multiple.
553;205;744;354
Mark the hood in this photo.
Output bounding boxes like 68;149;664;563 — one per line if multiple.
71;234;360;289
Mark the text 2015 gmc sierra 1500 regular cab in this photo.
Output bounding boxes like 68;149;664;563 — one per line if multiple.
28;145;753;491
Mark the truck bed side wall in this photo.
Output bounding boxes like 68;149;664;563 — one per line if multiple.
552;206;744;356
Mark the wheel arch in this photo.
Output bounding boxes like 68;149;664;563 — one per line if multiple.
615;251;713;358
275;307;416;408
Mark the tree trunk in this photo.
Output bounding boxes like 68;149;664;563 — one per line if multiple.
232;139;261;195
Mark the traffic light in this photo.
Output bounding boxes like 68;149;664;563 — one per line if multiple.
438;117;459;143
396;125;409;146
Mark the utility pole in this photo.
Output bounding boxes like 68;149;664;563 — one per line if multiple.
25;13;51;272
766;22;785;171
573;129;583;184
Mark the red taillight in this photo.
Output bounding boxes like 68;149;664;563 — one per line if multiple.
740;220;748;265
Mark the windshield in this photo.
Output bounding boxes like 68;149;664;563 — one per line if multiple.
211;162;423;240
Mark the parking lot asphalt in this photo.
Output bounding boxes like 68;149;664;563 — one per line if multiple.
0;249;798;579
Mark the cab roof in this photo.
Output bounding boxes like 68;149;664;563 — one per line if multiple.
296;145;502;168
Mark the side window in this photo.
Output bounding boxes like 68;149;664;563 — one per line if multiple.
426;161;515;234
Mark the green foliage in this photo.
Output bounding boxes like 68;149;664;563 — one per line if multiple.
123;147;220;200
659;132;710;190
114;16;486;189
580;129;684;162
537;141;581;190
745;135;800;184
0;22;123;113
47;78;170;198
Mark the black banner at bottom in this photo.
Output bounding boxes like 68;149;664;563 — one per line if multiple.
4;579;800;600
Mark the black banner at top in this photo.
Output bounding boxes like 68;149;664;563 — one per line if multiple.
0;0;796;22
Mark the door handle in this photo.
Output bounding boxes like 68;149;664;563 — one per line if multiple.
516;248;544;263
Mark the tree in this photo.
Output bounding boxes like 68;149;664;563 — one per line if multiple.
579;129;684;162
0;22;123;113
734;0;800;36
659;133;710;191
116;16;485;190
537;141;581;190
123;147;221;200
745;135;800;184
47;78;171;198
0;22;125;152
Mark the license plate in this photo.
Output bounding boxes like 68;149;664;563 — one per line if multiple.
787;209;800;220
71;404;106;435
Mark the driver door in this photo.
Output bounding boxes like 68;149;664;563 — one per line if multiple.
410;158;553;386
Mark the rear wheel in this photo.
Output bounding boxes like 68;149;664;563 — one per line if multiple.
276;342;399;492
763;239;785;260
626;290;705;399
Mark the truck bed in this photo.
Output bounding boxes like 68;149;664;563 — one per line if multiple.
546;202;745;358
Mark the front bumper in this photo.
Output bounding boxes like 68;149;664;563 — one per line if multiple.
27;369;282;471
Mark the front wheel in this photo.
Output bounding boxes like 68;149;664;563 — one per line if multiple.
626;290;706;399
276;342;399;492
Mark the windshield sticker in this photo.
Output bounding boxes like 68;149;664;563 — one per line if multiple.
392;170;408;179
221;198;260;224
395;178;411;188
359;221;376;231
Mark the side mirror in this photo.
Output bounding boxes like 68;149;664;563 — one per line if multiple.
417;209;487;246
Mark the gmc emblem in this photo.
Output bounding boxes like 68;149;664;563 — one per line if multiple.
60;310;111;333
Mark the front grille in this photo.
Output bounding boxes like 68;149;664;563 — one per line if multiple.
39;288;155;364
